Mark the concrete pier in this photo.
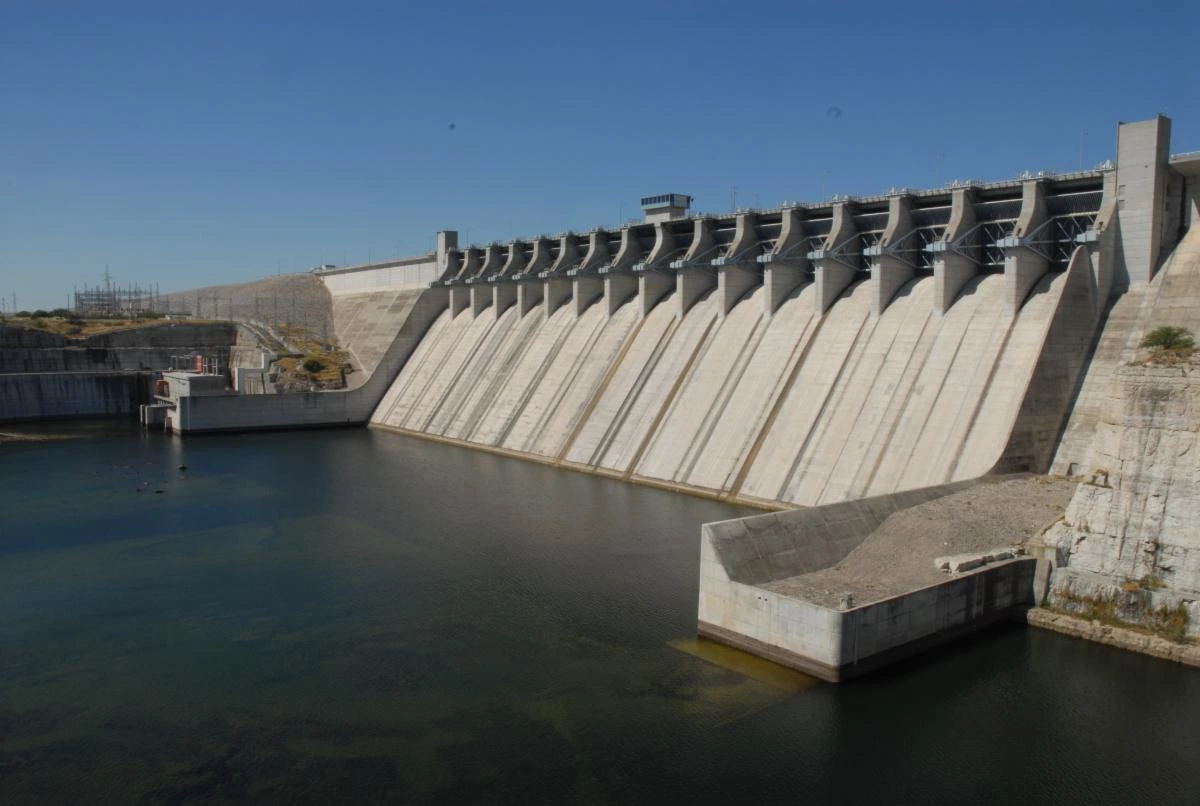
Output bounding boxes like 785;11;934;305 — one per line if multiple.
811;202;860;314
1001;180;1050;314
932;188;979;315
866;195;914;316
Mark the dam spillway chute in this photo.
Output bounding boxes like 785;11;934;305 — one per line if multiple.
358;127;1168;512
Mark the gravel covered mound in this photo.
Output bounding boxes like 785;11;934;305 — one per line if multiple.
160;274;333;342
764;476;1076;608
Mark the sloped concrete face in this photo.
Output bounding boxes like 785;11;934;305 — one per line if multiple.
362;120;1197;506
331;290;424;378
371;258;1076;509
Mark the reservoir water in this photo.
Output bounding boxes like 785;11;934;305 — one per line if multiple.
2;424;1199;804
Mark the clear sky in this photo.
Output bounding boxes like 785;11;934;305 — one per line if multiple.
2;0;1197;310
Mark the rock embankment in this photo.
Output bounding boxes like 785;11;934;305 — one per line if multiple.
159;274;334;343
1045;359;1200;638
765;476;1075;608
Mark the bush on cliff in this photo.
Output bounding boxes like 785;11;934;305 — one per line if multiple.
1141;326;1195;352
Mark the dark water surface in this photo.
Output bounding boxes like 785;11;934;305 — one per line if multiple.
2;424;1199;804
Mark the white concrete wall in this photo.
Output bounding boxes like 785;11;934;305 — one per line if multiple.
370;264;1073;507
503;301;635;458
318;258;439;296
695;480;1037;680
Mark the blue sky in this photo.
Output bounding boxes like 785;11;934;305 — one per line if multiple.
2;0;1197;310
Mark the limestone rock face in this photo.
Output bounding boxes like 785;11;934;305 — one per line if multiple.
1046;362;1200;634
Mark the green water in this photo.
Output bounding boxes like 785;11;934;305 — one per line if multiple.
2;424;1199;804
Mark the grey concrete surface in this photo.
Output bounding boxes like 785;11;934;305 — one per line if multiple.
0;323;236;374
0;371;153;423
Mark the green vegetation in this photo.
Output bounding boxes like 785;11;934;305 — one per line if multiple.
1141;326;1195;353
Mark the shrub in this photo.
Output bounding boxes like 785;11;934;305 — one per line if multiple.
302;357;324;374
1141;326;1195;351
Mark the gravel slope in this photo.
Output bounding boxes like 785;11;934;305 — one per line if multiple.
764;476;1075;607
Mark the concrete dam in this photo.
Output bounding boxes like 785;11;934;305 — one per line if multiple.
163;115;1200;680
371;170;1107;509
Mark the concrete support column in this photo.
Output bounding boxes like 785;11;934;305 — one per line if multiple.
436;230;458;272
1003;250;1049;315
470;285;492;317
812;202;859;314
868;195;913;316
438;249;462;283
1003;180;1048;314
639;272;674;317
574;276;604;316
727;212;759;258
933;188;978;314
869;255;913;317
763;263;806;315
548;235;579;275
645;221;676;266
933;253;976;315
544;277;573;318
524;238;552;278
449;286;471;317
609;227;641;271
492;283;516;318
606;274;638;315
455;247;482;281
475;244;503;282
578;230;609;272
774;207;805;254
814;261;857;314
1115;115;1172;285
518;281;543;315
499;242;527;279
718;265;760;316
676;270;716;317
683;218;713;262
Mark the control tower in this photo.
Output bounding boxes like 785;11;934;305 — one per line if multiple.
641;193;692;223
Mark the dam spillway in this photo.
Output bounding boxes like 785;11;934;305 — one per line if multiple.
358;133;1142;511
370;264;1072;508
362;154;1120;511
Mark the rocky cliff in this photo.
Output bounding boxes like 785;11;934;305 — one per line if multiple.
1046;359;1200;639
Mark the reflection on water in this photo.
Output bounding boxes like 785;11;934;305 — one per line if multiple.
2;424;1199;804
